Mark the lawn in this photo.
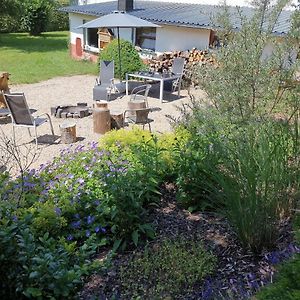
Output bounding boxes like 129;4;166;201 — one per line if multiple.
0;31;97;84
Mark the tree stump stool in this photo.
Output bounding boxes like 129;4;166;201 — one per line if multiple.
93;107;111;134
110;109;124;129
95;101;108;109
60;121;77;144
127;100;147;118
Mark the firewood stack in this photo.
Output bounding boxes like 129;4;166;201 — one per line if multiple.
146;48;216;74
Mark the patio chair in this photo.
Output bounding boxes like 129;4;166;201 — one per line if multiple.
124;107;153;132
129;84;151;107
93;60;125;101
4;93;54;146
171;57;185;93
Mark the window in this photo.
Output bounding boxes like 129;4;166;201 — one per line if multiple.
83;20;98;50
135;28;156;51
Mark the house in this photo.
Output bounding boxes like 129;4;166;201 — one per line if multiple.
61;0;293;62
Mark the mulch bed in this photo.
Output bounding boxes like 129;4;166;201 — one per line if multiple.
79;183;299;299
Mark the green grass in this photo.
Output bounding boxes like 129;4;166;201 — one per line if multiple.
0;32;97;84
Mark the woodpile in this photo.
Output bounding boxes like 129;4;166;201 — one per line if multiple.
146;48;216;74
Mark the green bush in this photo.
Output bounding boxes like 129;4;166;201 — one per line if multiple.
119;238;216;298
175;106;299;253
100;39;144;79
21;0;51;36
100;127;190;181
47;0;69;32
0;132;174;297
0;208;100;299
175;110;233;211
217;122;299;252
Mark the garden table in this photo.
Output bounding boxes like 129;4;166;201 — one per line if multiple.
125;71;181;103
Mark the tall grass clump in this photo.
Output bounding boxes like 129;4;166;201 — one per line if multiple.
176;104;299;253
217;121;299;253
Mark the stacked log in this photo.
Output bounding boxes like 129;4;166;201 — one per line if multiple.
145;48;216;74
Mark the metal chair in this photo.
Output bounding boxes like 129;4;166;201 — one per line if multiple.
171;57;185;93
93;60;125;101
129;84;151;107
124;107;153;132
4;93;54;146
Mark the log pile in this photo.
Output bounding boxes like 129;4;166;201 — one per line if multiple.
145;48;216;73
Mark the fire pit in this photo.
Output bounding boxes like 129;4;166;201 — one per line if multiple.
51;103;92;118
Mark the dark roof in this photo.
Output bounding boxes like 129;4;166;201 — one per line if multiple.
60;0;293;35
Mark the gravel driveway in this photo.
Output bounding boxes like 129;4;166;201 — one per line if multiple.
1;75;199;172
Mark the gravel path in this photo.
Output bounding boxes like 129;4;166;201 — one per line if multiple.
1;75;200;171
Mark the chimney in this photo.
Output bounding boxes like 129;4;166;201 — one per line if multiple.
118;0;133;11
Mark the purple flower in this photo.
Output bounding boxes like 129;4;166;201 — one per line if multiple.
87;215;95;225
74;213;80;219
71;220;81;229
67;234;73;241
86;230;91;237
94;200;100;206
54;207;62;216
101;227;107;233
77;178;85;185
12;215;18;222
95;226;100;233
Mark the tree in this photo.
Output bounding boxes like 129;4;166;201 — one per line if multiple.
0;0;21;17
193;0;300;122
21;0;53;36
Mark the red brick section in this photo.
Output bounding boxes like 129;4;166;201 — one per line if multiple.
70;43;98;63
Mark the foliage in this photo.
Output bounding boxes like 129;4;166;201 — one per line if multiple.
21;0;52;36
119;238;216;298
216;121;299;253
0;0;21;17
100;127;190;180
47;0;69;32
100;39;144;79
0;207;101;299
175;104;299;253
175;109;231;211
193;0;300;122
0;136;169;298
0;32;96;84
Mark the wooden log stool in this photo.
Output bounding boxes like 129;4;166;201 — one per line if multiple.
110;109;124;129
127;100;147;118
95;100;108;109
93;105;111;134
60;121;77;144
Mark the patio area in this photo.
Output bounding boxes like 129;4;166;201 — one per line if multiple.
0;74;202;171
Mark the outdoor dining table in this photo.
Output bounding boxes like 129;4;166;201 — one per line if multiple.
125;71;181;103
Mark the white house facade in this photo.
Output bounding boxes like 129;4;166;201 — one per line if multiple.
61;0;292;62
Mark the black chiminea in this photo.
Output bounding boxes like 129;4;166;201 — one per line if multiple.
118;0;133;11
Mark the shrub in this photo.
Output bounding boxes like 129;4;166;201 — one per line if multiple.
175;109;233;211
100;39;144;79
192;1;300;122
175;105;299;253
21;0;51;36
47;0;69;32
119;238;216;298
100;127;189;181
0;135;172;297
217;122;299;253
0;206;100;299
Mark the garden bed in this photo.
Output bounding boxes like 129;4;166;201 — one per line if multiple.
79;183;299;300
